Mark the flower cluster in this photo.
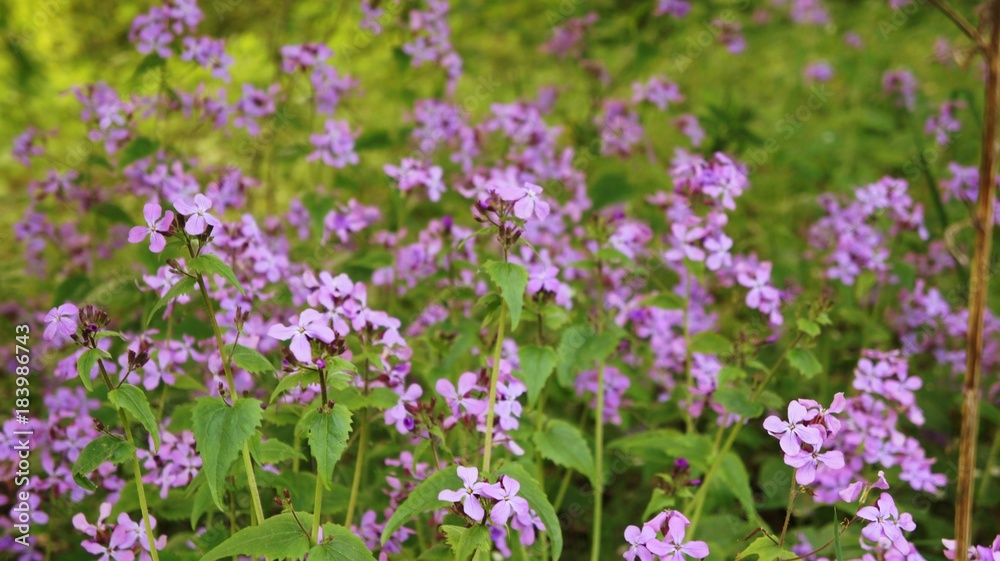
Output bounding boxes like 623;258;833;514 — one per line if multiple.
622;510;709;561
438;467;545;548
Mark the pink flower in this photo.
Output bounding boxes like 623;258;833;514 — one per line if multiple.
784;445;845;485
438;466;487;522
857;493;913;553
648;516;710;560
496;182;550;221
623;524;658;561
43;303;79;342
174;194;221;236
481;475;529;526
763;400;823;455
128;203;174;253
267;309;336;363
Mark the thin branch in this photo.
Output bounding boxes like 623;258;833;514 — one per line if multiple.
929;0;988;51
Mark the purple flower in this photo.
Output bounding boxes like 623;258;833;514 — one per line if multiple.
511;509;546;546
647;516;710;560
308;120;358;168
784;445;845;485
181;36;233;82
280;43;333;73
664;222;707;262
174;194;221;236
623;524;658;561
267;309;336;363
481;475;530;526
438;466;487;522
857;493;913;553
763;400;823;456
128;203;174;253
43;303;79;342
496;182;550;221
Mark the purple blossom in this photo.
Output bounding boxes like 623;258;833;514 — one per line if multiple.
308;120;358;168
438;466;487;522
763;400;823;456
43;303;79;343
481;475;529;526
495;182;550;221
128;203;174;253
857;492;915;553
174;194;221;236
266;309;336;363
647;516;710;560
784;445;845;485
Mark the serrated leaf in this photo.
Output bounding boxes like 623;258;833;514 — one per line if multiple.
517;345;557;406
270;370;320;403
192;397;263;510
109;383;161;452
309;523;377;560
483;261;528;329
144;276;197;327
73;435;134;485
77;348;110;391
444;525;492;561
251;438;306;465
189;254;245;296
737;536;794;561
198;512;313;561
494;463;562;560
533;419;595;484
224;343;275;375
380;466;457;546
555;325;622;387
303;405;353;490
714;386;764;419
788;349;822;379
689;332;731;355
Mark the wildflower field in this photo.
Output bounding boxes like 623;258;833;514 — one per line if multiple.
2;0;1000;559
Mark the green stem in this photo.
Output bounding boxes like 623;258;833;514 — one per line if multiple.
591;360;605;561
344;410;369;527
977;430;1000;501
312;459;324;540
195;275;266;525
98;360;160;561
779;479;799;546
482;304;507;473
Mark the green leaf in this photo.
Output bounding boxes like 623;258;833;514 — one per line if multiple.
224;344;275;375
713;387;764;419
198;512;313;561
119;136;160;169
483;261;528;329
718;366;747;383
72;435;133;490
380;466;457;546
109;383;161;452
796;318;821;337
144;276;197;327
608;430;713;470
270;370;320;403
495;463;562;560
189;254;246;296
737;536;794;561
192;397;263;510
517;345;557;406
250;438;306;465
834;508;844;561
555;325;622;387
76;348;110;391
95;330;128;341
533;419;595;484
638;292;685;310
444;525;492;561
788;349;822;379
718;452;759;523
302;405;353;490
309;523;377;560
689;332;731;355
